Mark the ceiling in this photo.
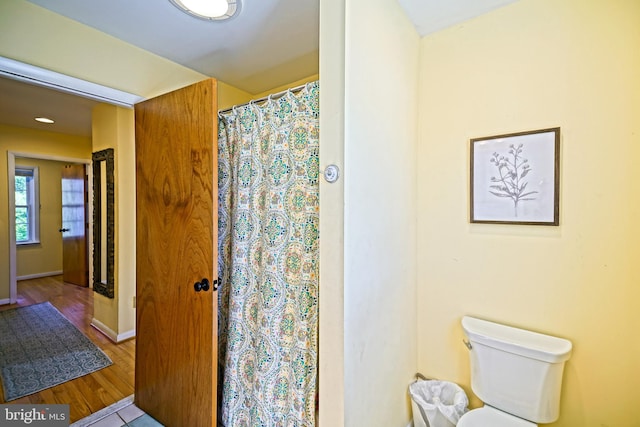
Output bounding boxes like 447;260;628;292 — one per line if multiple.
2;0;519;137
0;77;96;137
25;0;320;95
398;0;520;37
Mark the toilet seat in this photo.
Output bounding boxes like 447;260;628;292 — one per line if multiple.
457;406;537;427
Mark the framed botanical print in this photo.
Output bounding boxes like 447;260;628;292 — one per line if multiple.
470;128;560;225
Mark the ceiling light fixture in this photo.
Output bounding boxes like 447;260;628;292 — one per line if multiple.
170;0;240;21
35;117;54;124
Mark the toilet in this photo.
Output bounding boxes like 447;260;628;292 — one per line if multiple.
458;316;572;427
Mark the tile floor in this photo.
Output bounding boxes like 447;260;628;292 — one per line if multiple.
71;396;163;427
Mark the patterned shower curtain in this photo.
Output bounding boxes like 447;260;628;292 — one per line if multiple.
217;81;319;427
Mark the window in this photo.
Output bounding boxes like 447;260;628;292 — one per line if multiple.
15;167;40;244
61;167;86;238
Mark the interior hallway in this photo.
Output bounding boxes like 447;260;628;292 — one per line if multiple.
0;275;135;423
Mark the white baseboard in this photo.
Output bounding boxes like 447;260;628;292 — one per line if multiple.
0;298;11;306
91;318;136;343
117;329;136;342
17;270;63;281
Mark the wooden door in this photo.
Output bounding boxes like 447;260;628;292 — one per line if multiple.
134;79;218;427
61;164;88;287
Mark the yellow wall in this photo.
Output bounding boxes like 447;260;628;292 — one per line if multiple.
15;157;65;278
91;103;137;339
252;74;320;99
0;0;207;99
113;106;137;339
343;0;419;426
416;1;640;426
91;104;120;334
218;82;252;111
218;74;319;111
0;124;91;300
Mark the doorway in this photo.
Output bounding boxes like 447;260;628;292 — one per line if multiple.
61;163;89;286
8;152;92;303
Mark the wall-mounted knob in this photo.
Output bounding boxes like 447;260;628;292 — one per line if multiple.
323;164;340;183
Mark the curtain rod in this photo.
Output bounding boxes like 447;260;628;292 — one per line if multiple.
218;82;310;116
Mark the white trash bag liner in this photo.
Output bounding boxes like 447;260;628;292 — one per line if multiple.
409;380;469;427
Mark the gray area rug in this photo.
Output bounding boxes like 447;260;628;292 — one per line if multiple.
0;302;112;401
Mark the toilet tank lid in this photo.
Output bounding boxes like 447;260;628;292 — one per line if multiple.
462;316;572;363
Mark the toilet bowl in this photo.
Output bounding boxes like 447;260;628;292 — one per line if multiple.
460;316;572;426
457;406;536;427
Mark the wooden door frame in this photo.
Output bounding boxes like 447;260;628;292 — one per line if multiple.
7;151;92;304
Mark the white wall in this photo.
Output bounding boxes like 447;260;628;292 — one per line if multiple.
343;0;419;425
318;0;346;425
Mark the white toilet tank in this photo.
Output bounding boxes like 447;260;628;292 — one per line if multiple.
462;316;572;424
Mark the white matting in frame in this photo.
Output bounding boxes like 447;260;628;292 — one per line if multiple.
470;127;560;225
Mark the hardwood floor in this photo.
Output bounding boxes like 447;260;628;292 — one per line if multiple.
0;275;135;423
